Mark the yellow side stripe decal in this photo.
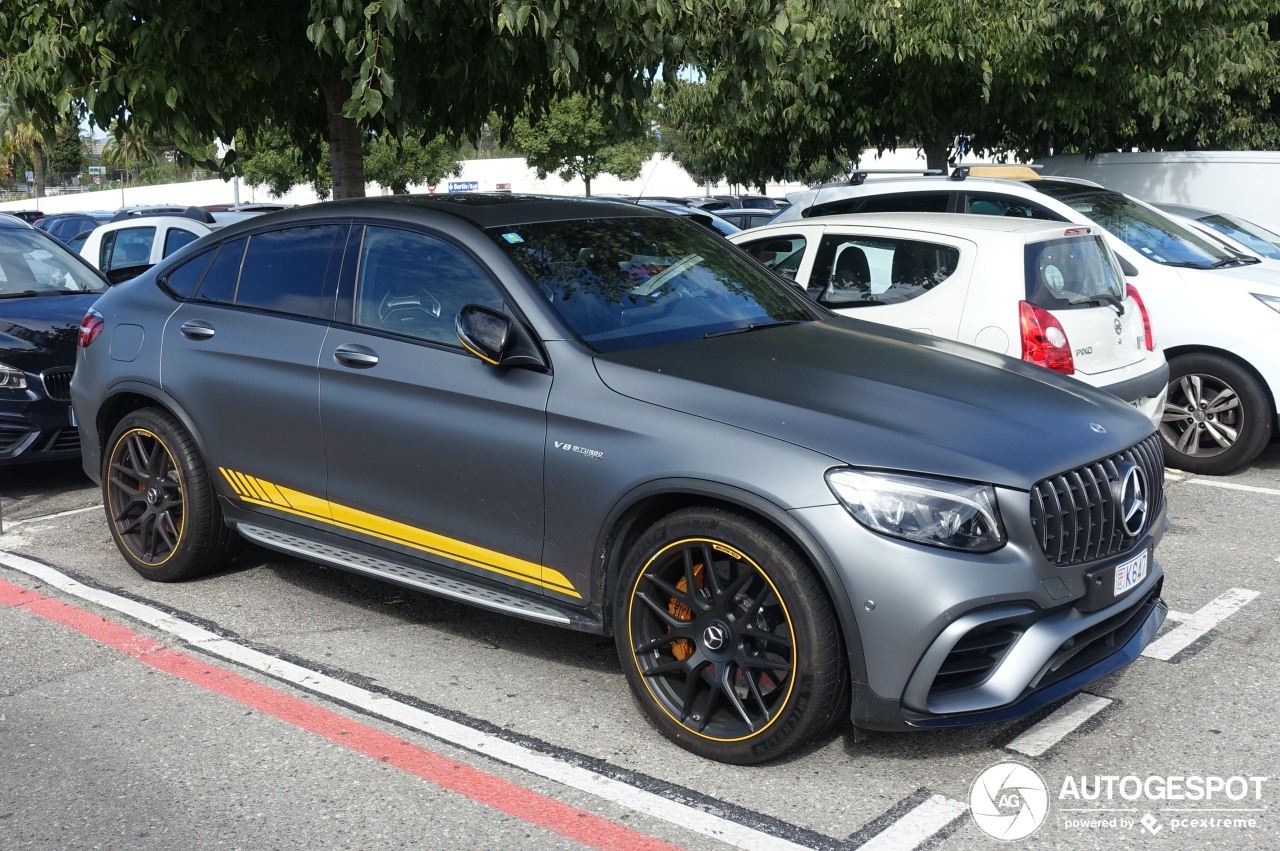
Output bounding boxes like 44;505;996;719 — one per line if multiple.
218;468;579;598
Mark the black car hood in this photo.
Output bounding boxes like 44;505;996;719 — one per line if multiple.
594;318;1154;490
0;292;101;371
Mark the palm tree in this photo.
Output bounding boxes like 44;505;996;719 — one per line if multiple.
0;117;48;198
101;132;160;185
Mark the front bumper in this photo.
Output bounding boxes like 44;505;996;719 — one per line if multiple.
0;395;81;465
792;484;1168;732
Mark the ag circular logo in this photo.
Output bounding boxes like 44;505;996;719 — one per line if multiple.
969;761;1049;841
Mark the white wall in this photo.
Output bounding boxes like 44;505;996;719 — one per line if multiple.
1037;151;1280;235
0;148;949;217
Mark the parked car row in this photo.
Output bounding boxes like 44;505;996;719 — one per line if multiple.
747;166;1280;475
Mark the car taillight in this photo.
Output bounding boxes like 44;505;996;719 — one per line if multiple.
1126;283;1155;351
79;308;105;348
1019;300;1075;375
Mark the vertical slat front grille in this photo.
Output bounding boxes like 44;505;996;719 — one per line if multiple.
41;367;73;401
1031;433;1164;566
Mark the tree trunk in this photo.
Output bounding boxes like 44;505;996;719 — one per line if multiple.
322;77;366;200
33;141;46;198
922;138;950;173
583;174;592;196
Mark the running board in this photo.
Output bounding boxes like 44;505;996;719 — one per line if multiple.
236;523;573;626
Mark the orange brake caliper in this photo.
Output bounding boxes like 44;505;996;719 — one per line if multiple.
667;562;704;661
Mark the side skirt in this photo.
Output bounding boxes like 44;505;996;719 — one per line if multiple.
236;522;600;631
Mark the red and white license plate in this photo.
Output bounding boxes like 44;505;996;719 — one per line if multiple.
1114;549;1148;597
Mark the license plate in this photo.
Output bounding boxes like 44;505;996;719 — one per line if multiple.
1114;549;1148;596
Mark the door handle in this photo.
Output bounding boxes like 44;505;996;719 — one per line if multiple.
179;320;215;340
333;344;380;368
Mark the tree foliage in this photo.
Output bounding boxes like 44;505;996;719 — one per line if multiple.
511;94;653;195
0;1;687;199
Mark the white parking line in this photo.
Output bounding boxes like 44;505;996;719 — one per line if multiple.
0;551;827;851
1142;588;1260;661
1005;694;1113;757
1183;479;1280;497
0;504;103;532
854;795;969;851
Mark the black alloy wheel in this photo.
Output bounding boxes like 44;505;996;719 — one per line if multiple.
1161;353;1272;475
103;408;237;582
616;508;845;764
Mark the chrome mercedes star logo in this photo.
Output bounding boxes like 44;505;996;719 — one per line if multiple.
702;624;727;651
1114;462;1149;537
1090;423;1107;434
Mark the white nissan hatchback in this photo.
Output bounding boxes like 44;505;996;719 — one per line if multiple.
730;213;1168;427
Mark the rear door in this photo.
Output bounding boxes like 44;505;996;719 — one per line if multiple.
160;223;347;506
1023;233;1149;380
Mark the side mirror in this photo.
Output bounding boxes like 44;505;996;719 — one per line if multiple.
455;304;547;370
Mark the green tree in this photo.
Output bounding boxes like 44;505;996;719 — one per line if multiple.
0;103;48;197
0;2;688;200
46;116;84;184
511;93;653;195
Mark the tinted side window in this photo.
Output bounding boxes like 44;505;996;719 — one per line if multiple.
966;193;1065;221
162;248;216;299
353;226;504;346
858;193;950;214
193;238;247;304
738;235;808;282
100;226;155;271
811;235;960;306
163;227;202;258
235;225;345;318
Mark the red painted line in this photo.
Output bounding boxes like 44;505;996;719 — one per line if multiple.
0;579;683;851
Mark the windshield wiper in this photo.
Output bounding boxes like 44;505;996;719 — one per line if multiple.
1212;255;1261;267
1079;293;1125;315
704;319;805;338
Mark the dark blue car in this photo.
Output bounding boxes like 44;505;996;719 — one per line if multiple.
0;215;108;464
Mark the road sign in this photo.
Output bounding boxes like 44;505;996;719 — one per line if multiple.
88;166;106;175
448;181;479;193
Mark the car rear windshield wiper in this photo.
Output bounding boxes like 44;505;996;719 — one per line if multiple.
704;319;805;338
1077;293;1125;314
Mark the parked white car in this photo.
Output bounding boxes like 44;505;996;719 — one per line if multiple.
730;213;1168;427
772;170;1280;474
79;215;212;280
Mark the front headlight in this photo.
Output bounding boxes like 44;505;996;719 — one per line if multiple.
826;469;1007;553
0;361;29;391
1253;292;1280;314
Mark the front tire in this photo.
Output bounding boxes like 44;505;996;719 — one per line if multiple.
103;408;237;582
1160;354;1273;475
615;508;845;764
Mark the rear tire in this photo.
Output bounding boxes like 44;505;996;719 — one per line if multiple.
1160;354;1272;475
615;507;846;764
102;408;237;581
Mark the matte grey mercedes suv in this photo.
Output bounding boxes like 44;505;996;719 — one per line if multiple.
72;195;1168;764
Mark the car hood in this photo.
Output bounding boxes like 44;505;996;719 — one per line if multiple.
1192;261;1280;289
594;318;1154;490
0;292;100;370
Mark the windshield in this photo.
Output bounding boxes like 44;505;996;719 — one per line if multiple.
1036;184;1233;269
0;229;107;297
490;216;813;352
1199;213;1280;260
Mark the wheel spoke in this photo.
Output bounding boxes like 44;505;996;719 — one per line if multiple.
636;588;689;629
743;655;792;673
1204;387;1238;416
1175;421;1203;454
678;660;711;724
635;628;694;655
642;657;694;678
644;572;690;610
715;662;756;731
744;623;793;649
698;542;725;601
680;547;710;614
1202;419;1238;448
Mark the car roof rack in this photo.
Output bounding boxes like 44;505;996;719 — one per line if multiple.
846;168;945;185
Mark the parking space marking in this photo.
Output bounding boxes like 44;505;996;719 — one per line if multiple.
852;794;968;851
1004;694;1113;757
0;551;831;851
1141;588;1260;662
0;574;683;851
1180;479;1280;498
0;503;102;533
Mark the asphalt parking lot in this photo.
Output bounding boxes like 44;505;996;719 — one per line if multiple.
2;444;1277;850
